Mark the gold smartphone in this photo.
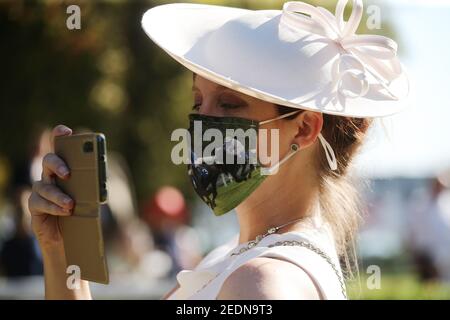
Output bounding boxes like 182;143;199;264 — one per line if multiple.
54;133;109;284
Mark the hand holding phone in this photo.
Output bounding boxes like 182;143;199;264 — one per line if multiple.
28;125;75;253
54;132;109;284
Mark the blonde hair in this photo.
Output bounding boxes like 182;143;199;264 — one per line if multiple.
318;114;372;280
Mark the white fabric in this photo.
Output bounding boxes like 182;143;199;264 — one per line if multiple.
281;0;402;100
167;216;346;300
141;0;410;118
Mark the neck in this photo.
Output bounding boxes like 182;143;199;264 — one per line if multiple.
235;164;320;244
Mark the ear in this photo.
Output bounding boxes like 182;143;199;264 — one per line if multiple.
292;111;323;149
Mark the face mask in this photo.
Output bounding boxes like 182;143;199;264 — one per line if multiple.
186;110;337;216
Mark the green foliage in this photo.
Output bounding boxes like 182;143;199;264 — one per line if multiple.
0;0;196;205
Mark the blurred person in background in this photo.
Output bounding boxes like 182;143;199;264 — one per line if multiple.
0;186;43;278
101;150;172;281
0;127;51;278
406;170;450;283
142;186;202;278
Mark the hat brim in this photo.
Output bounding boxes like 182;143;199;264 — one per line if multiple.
142;3;410;118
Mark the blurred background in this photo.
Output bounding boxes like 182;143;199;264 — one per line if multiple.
0;0;449;299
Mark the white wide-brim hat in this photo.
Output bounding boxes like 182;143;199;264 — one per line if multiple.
141;0;410;118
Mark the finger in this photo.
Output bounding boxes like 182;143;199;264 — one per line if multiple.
41;153;70;184
51;124;72;141
29;192;72;217
50;125;72;151
33;181;74;209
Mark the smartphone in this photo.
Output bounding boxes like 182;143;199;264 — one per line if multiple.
54;133;109;284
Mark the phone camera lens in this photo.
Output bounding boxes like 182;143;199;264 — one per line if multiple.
83;141;94;153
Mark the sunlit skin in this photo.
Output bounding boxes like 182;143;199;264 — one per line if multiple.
192;75;324;244
28;74;325;300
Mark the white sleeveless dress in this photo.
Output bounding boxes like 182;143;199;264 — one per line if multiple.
167;216;347;300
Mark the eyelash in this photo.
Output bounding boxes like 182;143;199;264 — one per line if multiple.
221;103;240;109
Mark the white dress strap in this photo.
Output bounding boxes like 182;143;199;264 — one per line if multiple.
169;227;347;300
191;231;345;300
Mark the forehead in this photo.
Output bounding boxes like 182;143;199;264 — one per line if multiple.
192;74;227;90
192;74;250;101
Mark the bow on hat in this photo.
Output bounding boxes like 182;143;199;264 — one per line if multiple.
280;0;403;100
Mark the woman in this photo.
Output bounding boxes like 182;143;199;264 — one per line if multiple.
28;0;409;299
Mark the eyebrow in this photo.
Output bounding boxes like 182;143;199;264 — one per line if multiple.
191;83;228;92
191;83;249;107
191;74;247;103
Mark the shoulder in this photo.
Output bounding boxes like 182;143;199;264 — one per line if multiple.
216;257;321;300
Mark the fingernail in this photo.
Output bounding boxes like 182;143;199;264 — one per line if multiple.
63;197;73;206
63;208;73;214
58;166;69;176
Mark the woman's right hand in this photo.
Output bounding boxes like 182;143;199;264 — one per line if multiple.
28;125;93;300
28;125;75;252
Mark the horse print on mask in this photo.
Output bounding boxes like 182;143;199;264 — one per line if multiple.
188;137;257;209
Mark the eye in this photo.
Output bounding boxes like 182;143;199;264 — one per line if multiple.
218;92;247;110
